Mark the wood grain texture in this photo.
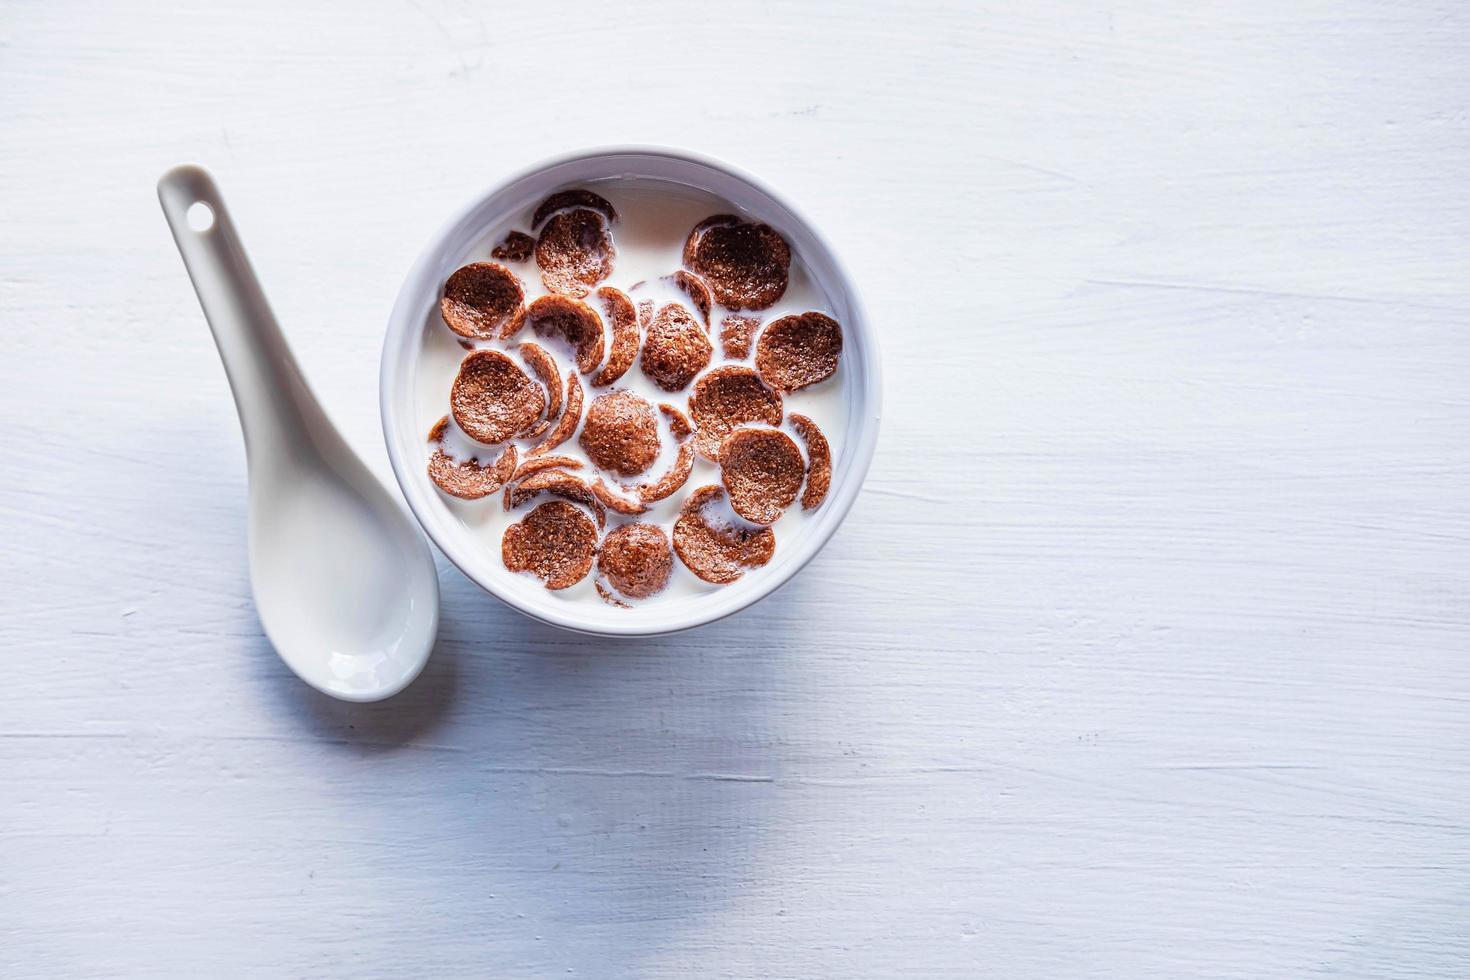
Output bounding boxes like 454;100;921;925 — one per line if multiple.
3;0;1468;976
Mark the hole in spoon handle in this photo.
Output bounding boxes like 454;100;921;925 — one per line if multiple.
186;201;215;232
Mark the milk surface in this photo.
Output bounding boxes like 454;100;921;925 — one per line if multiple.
412;178;847;607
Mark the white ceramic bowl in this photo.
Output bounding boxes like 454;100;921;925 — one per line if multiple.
380;146;881;636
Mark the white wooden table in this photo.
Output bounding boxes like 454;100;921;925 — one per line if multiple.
4;2;1467;976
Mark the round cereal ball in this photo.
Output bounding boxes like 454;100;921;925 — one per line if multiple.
579;390;661;477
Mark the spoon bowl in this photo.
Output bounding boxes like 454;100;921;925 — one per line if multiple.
160;165;438;702
245;441;438;702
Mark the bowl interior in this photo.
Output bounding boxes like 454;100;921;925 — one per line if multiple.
381;148;880;636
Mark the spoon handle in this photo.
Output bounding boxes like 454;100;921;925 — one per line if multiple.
158;165;325;460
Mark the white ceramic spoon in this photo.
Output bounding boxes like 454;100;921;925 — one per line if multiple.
159;165;438;702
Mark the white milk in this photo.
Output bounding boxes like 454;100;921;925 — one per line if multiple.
412;178;847;607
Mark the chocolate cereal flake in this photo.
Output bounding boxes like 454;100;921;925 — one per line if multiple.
720;314;760;360
669;271;713;326
688;365;783;461
535;208;614;298
511;455;583;482
425;416;517;499
517;341;562;424
590;479;649;516
596;581;631;608
505;469;607;529
441;262;526;341
528;370;583;456
532;189;618;229
660;402;694;440
450;349;546;444
579;390;660;477
630;271;712;326
754;312;843;392
598;523;674;600
502;501;598;590
491;231;535;263
718;427;804;524
672;485;776;584
618;402;696;503
789;413;831;510
681;214;739;267
630;441;695;504
528;294;605;375
684;218;790;310
590;286;639;387
640;302;712;392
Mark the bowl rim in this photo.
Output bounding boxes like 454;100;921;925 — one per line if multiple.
380;144;882;637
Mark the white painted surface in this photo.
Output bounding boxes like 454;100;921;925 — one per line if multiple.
2;1;1467;977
